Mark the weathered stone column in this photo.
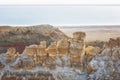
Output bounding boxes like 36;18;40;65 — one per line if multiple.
69;32;86;70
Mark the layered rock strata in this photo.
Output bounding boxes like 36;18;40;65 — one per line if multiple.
0;31;120;80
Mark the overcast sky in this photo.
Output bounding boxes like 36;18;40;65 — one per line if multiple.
0;6;120;26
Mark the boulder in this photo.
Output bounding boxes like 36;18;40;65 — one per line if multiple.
87;63;97;74
85;46;101;62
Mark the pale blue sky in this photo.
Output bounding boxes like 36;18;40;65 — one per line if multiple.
0;6;120;26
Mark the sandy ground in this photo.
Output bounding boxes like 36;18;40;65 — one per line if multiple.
59;26;120;41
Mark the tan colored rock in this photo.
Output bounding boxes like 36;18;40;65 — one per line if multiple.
6;47;16;55
87;64;97;74
68;32;86;69
85;46;101;62
23;61;35;70
5;47;20;61
57;39;70;57
45;42;57;59
40;41;47;48
23;41;47;65
69;39;85;61
70;56;81;64
73;32;86;41
22;45;38;58
69;39;85;55
108;38;118;49
36;41;47;63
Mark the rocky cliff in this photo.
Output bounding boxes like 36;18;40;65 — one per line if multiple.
0;25;68;53
0;32;86;80
0;25;120;80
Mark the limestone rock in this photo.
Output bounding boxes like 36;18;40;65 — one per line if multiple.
37;41;47;63
22;45;38;58
5;47;20;62
69;39;85;57
0;25;68;54
87;63;97;74
45;42;57;59
85;46;101;62
57;39;70;57
22;41;47;65
73;32;86;41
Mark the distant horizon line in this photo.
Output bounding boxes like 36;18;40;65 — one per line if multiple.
0;24;120;27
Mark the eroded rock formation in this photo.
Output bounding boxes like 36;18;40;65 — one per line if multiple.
0;30;120;80
105;37;120;49
5;47;20;62
0;25;69;53
69;32;86;69
57;39;70;57
20;32;86;70
85;46;101;62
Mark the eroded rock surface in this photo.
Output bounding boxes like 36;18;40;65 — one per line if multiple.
0;31;120;80
85;46;101;62
0;25;68;53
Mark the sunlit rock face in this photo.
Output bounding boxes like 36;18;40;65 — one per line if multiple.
73;32;86;41
5;47;20;63
85;46;101;62
1;30;120;80
69;32;86;70
22;41;48;68
57;39;70;57
46;42;57;59
0;25;69;54
0;31;87;80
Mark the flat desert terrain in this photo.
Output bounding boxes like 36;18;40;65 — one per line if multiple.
60;25;120;41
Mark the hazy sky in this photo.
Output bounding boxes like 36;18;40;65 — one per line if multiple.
0;6;120;26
